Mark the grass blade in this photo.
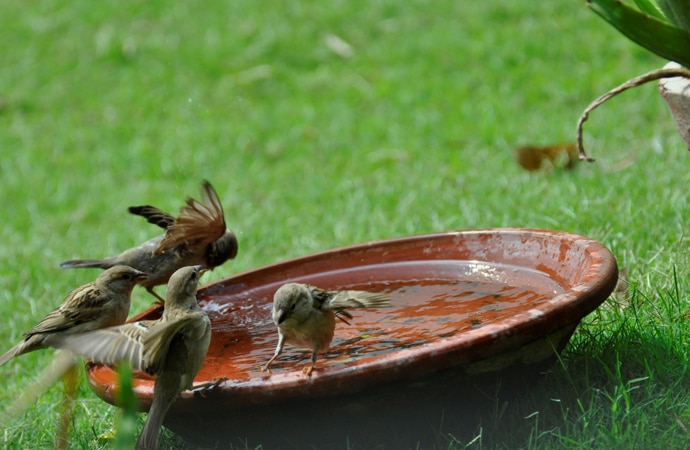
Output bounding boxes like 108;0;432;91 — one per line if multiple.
113;363;139;450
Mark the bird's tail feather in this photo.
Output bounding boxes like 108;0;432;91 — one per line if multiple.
0;342;25;367
60;259;108;269
136;394;173;450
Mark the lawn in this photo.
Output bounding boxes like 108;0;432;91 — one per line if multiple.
1;0;690;448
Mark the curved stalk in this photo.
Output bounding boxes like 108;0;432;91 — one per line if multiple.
577;67;690;161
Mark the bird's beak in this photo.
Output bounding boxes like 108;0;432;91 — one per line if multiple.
134;270;149;281
277;310;288;324
193;265;208;276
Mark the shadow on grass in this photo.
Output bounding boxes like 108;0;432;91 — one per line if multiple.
469;299;690;450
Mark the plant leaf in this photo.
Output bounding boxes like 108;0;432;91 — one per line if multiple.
656;0;690;29
113;362;139;450
633;0;667;20
588;0;690;68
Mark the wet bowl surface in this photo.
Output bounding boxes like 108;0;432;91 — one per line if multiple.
86;228;617;442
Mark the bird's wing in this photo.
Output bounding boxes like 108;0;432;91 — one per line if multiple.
128;205;176;229
307;285;353;324
26;286;113;335
308;285;331;310
140;312;210;374
323;290;391;310
153;181;227;255
45;321;153;373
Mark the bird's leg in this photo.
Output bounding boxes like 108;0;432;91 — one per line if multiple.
261;356;276;373
146;287;165;305
192;377;228;397
261;335;285;373
302;349;319;376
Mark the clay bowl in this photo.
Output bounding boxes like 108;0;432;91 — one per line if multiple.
86;228;617;448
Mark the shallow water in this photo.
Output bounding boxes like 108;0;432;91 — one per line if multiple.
195;260;565;379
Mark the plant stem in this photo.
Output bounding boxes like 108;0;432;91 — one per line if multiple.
577;67;690;161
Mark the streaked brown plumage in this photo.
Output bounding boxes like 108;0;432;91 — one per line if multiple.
60;181;238;301
48;265;211;450
262;282;390;376
0;265;147;367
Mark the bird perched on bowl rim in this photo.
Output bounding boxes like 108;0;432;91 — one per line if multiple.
261;282;390;376
60;181;238;302
46;265;212;450
0;265;147;367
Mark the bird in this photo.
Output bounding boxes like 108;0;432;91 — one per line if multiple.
261;282;390;376
0;265;147;367
60;181;238;302
46;265;212;450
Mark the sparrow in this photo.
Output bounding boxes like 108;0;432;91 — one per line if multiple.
60;181;238;302
47;265;212;450
0;265;147;367
261;282;390;376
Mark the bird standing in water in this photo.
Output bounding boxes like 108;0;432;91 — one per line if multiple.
262;282;390;376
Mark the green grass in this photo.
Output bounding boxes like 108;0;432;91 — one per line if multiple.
1;0;690;448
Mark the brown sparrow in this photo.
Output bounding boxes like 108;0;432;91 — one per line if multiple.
0;265;147;367
262;282;390;376
60;181;238;302
47;265;212;450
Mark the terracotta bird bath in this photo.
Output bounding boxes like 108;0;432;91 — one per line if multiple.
86;228;618;448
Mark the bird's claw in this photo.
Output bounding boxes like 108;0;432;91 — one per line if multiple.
192;377;227;397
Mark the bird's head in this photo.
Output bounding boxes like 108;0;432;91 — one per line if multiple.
272;283;312;325
166;265;205;307
206;229;238;268
100;265;149;293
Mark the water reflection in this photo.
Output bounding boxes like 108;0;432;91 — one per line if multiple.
195;259;566;379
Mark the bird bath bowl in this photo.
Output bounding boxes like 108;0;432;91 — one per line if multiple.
86;228;617;448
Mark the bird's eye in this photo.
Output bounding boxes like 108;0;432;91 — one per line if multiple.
123;274;132;281
290;303;297;311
